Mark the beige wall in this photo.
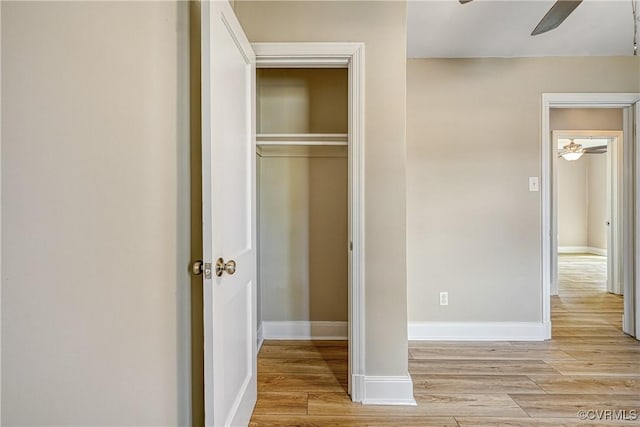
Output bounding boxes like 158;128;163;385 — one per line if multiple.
259;149;348;322
556;154;608;250
557;158;588;247
552;108;622;250
2;2;192;425
236;1;409;375
407;57;640;323
588;154;608;250
550;108;623;131
257;68;348;134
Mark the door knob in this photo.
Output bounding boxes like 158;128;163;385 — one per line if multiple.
192;260;204;275
192;260;213;279
215;258;237;277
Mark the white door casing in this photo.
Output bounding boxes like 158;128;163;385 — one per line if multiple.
252;42;367;402
201;1;257;426
541;93;640;339
635;101;640;336
622;104;636;336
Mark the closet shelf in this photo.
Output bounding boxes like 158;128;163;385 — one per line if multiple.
257;133;348;146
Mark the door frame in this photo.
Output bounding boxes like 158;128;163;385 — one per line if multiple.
252;42;366;402
551;130;623;296
541;93;640;338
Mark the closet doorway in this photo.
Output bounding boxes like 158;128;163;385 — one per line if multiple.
257;67;349;340
252;43;366;402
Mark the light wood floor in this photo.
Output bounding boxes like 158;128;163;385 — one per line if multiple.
250;254;639;426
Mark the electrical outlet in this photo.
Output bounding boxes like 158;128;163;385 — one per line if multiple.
439;292;448;306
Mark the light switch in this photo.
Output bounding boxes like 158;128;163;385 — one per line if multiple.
529;176;539;192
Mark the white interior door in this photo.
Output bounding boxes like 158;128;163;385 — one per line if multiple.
551;132;559;296
606;145;613;293
201;1;257;426
622;104;637;337
606;136;622;296
635;100;640;338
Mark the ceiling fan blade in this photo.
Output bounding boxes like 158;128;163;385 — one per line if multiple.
459;0;474;4
531;0;583;36
584;145;607;151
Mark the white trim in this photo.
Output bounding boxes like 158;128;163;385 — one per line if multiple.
351;374;365;403
0;3;3;420
362;376;416;406
542;93;640;340
262;321;348;340
257;145;347;159
636;101;640;336
408;322;550;341
257;323;264;351
622;107;635;334
257;133;348;146
254;42;362;68
558;246;607;256
253;42;366;402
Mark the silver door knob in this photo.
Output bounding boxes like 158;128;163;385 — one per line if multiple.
192;260;213;279
215;258;237;277
192;260;204;275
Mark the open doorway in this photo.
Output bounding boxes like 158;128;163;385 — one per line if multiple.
541;95;640;340
552;125;625;337
252;43;367;406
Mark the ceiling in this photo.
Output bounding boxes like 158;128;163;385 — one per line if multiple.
407;0;637;58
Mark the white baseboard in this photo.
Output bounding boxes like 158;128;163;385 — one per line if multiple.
587;247;607;256
351;374;365;403
362;375;416;406
262;321;347;340
408;321;550;341
559;246;607;256
257;322;264;351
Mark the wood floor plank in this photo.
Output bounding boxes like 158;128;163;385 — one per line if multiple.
564;350;640;363
409;341;515;348
307;392;528;417
456;417;639;426
249;415;458;426
409;359;560;376
259;342;348;360
412;374;545;394
307;392;425;416
258;373;348;393
259;358;347;375
548;361;640;377
410;347;574;361
515;343;640;353
510;394;640;418
552;326;625;337
252;392;308;415
530;375;640;394
413;394;529;417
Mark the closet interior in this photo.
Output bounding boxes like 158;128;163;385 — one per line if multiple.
256;68;349;340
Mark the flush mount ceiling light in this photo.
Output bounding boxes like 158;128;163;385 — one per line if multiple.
559;139;584;161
